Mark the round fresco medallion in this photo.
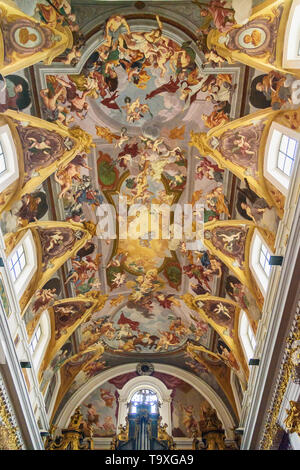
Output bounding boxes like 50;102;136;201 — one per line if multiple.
238;27;266;49
14;26;43;49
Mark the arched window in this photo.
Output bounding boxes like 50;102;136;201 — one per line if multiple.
0;124;19;192
129;389;159;415
264;122;299;196
0;142;6;174
249;229;273;296
30;311;51;371
9;244;26;282
117;376;172;431
7;230;37;299
239;311;256;362
29;324;42;355
283;0;300;69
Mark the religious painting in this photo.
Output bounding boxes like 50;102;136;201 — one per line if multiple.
16;124;74;180
54;300;93;340
225;274;260;322
197;299;235;337
250;74;272;109
14;25;43;49
0;16;60;63
214;121;265;175
191;153;228;223
183;250;224;296
23;277;61;338
61;349;100;384
79;382;117;437
0;74;31;112
0;191;49;235
205;225;248;266
40;339;74;392
237;27;267;50
4;1;278;438
216;339;239;371
102;302;189;354
225;8;283;61
250;72;294;111
236;181;279;234
38;226;83;268
171;381;210;438
65;243;101;296
38;13;238;131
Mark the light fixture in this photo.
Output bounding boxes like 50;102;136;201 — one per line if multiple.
269;256;283;266
20;361;31;368
249;358;260;366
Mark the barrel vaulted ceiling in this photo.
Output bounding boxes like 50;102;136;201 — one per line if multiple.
2;0;291;434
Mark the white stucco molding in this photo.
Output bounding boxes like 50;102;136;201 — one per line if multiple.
0;301;44;449
117;375;172;430
241;194;300;449
55;362;236;439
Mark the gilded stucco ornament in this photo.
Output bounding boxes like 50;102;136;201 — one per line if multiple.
0;111;94;216
206;0;299;78
110;417;130;449
0;384;22;450
199;407;226;451
284;401;300;436
156;416;176;449
189;108;298;218
0;0;73;76
260;314;300;449
4;220;97;315
45;407;94;450
38;292;108;384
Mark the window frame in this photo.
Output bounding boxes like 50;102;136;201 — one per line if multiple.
249;229;273;296
129;388;159;415
29;324;42;356
264;123;300;196
30;310;51;372
277;134;298;177
282;0;300;69
0;141;7;175
7;230;37;300
259;243;272;277
239;310;257;362
0;124;19;193
8;244;27;282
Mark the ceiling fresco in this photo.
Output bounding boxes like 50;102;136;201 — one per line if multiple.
4;0;293;434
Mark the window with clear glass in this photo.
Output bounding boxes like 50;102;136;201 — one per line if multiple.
9;245;26;282
129;389;159;414
277;134;298;176
247;324;256;352
29;325;42;355
0;142;6;175
239;311;257;362
259;244;271;277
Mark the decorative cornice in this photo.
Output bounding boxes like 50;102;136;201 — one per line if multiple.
260;309;300;449
241;189;300;449
0;373;23;449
